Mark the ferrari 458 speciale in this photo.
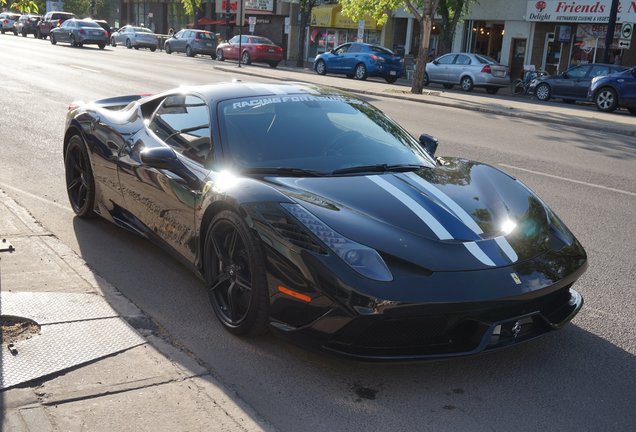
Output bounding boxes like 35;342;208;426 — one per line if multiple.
63;82;587;360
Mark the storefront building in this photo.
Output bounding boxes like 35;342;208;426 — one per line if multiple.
308;3;382;60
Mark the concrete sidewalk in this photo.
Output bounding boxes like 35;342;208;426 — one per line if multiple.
0;188;274;432
212;62;636;138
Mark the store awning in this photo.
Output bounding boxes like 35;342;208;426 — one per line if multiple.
311;5;338;27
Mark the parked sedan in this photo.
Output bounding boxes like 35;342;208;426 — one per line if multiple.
424;53;510;93
589;66;636;114
14;14;42;37
0;12;21;34
164;29;217;58
50;19;108;49
314;42;403;83
111;25;158;51
529;63;627;103
216;35;283;68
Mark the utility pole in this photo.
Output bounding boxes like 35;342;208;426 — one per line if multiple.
225;0;231;42
90;0;96;18
603;0;620;63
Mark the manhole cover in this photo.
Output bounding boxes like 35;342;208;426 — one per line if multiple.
0;315;41;343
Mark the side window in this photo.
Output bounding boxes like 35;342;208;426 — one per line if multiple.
437;54;456;65
229;35;239;43
567;66;588;79
334;44;350;54
148;95;212;164
589;65;609;78
348;44;362;53
455;55;471;65
175;30;185;39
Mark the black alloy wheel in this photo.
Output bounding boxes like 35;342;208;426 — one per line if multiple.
204;211;269;336
64;135;96;218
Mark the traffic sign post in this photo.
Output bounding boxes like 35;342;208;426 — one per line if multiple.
618;39;631;49
620;22;633;40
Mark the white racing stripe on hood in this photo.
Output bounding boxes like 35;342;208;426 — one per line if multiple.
404;172;518;264
369;175;499;267
368;176;453;240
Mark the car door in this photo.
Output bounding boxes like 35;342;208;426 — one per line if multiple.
329;43;351;72
580;65;613;99
226;35;241;59
117;93;212;262
427;54;456;83
450;54;472;84
57;20;72;43
171;30;187;52
556;65;589;98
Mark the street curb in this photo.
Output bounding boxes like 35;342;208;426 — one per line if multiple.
212;64;636;138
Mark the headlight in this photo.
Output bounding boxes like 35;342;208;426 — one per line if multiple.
281;203;393;282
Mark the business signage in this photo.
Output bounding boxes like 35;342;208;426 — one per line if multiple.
245;0;274;13
526;1;636;23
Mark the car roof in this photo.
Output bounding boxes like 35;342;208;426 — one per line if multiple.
153;81;347;102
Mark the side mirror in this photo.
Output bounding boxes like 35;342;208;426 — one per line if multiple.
432;59;439;65
419;133;438;156
561;72;568;78
140;147;202;190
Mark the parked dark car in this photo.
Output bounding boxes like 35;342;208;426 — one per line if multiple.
424;53;510;93
62;82;587;360
111;25;158;51
589;66;636;114
50;19;108;49
15;14;42;37
529;63;627;103
314;42;403;83
216;35;283;67
36;11;76;39
91;19;113;38
0;12;21;34
164;29;217;58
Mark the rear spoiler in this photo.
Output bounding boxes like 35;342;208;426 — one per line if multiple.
68;94;152;112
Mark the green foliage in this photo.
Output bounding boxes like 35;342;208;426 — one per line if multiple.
179;0;202;17
339;0;406;26
2;0;39;13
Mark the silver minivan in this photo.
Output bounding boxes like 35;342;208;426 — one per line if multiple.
425;53;510;94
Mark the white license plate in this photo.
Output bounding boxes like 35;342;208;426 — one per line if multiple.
390;71;396;76
493;71;505;77
92;30;101;36
268;49;275;52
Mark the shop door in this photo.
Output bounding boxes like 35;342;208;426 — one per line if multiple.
509;38;526;81
542;33;562;75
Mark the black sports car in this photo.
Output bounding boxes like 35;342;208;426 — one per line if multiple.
63;82;587;360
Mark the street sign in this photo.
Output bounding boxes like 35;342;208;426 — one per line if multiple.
620;22;633;40
618;39;631;49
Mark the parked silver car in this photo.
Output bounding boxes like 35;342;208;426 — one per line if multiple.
164;29;218;58
0;12;21;34
425;53;510;94
110;25;158;51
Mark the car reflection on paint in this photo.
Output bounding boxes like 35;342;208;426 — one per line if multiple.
63;82;587;360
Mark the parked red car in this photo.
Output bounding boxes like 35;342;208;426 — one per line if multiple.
216;35;283;68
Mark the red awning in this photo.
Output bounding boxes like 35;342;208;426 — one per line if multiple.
197;18;228;26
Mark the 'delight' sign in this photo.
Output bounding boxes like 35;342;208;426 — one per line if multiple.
526;0;636;23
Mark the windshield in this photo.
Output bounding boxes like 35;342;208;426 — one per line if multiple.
134;27;153;33
218;94;435;174
251;36;274;45
79;21;101;28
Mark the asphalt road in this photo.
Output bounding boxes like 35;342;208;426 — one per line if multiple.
1;35;635;432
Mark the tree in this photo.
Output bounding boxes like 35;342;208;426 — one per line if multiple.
296;0;318;68
1;0;40;13
179;0;202;17
437;0;474;55
339;0;438;94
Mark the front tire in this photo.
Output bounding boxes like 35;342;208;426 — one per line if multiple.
315;59;327;75
126;38;132;49
595;87;618;112
151;46;157;52
204;211;269;336
486;87;499;94
50;34;56;45
460;76;474;91
535;83;551;101
165;43;172;54
385;76;398;84
98;42;106;50
65;135;96;218
217;48;224;61
110;37;116;47
423;72;430;86
354;63;367;80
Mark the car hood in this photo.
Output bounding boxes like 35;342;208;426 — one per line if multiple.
265;158;557;272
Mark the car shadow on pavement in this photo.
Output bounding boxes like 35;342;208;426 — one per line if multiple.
69;214;636;432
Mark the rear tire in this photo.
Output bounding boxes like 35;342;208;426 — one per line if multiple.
50;34;56;45
22;30;27;37
165;43;172;54
354;63;368;80
241;51;251;65
460;76;474;91
150;46;156;52
268;61;278;68
423;72;430;86
385;76;398;84
126;38;132;49
65;135;96;218
98;42;105;50
110;37;116;47
186;45;194;57
486;87;499;94
216;49;224;61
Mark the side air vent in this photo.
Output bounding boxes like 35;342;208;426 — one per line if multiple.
257;203;326;254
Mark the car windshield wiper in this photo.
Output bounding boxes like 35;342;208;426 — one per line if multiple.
331;164;425;175
242;167;326;177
